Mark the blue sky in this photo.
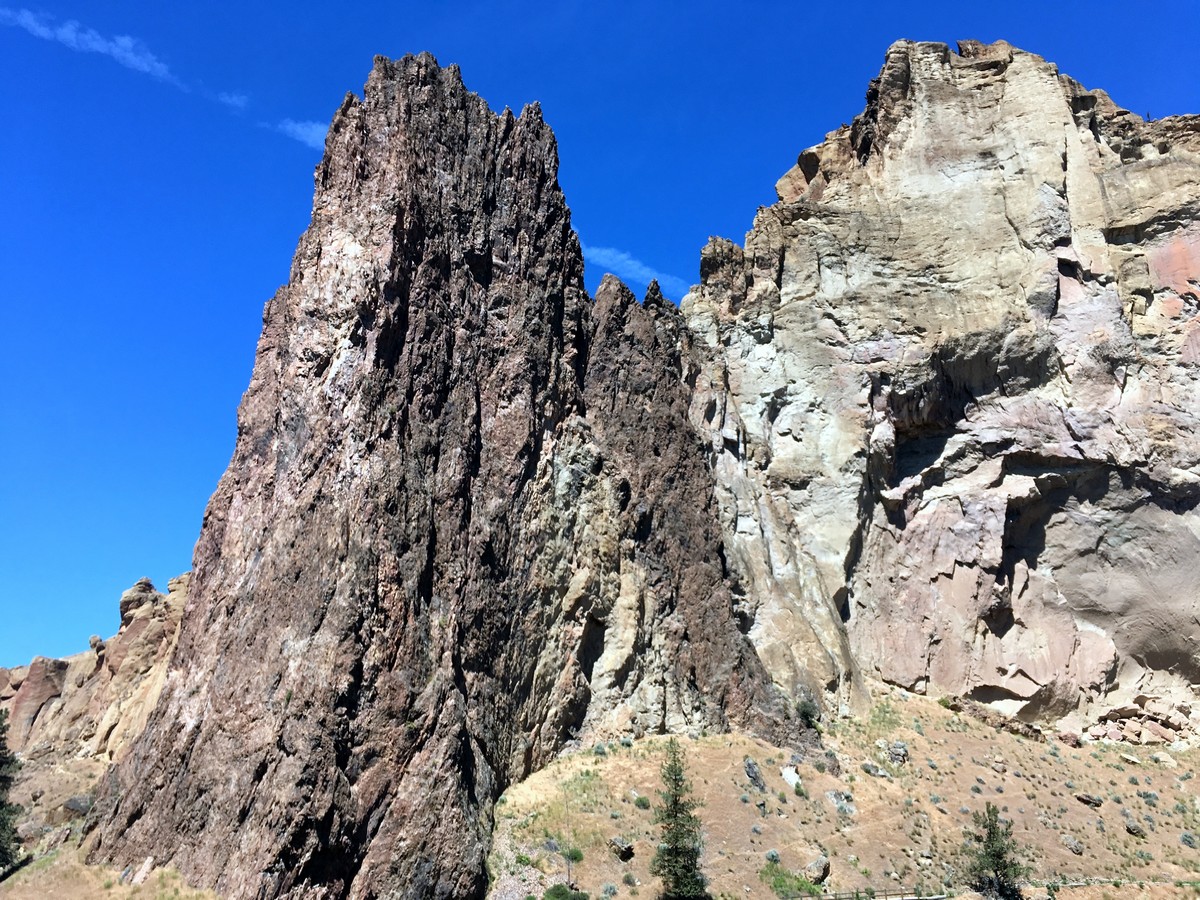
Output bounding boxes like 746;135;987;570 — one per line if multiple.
2;1;1197;665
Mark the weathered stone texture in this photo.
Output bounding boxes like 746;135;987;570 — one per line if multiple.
0;577;186;848
0;576;185;761
686;39;1200;722
87;54;793;899
68;39;1200;899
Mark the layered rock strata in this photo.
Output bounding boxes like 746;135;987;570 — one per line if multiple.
87;54;795;899
685;39;1200;723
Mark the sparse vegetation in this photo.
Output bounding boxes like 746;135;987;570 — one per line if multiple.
759;860;820;897
486;697;1200;899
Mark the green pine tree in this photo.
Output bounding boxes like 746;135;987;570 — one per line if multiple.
0;708;22;871
963;802;1029;900
650;737;708;899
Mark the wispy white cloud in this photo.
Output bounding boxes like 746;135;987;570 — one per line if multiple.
0;7;179;84
217;91;248;110
582;245;690;299
277;119;327;150
3;8;353;154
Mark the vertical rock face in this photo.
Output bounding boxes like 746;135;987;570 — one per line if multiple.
80;39;1200;900
686;40;1200;721
89;54;792;899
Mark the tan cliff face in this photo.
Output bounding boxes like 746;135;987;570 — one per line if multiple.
0;38;1188;900
0;577;186;762
685;39;1200;728
0;577;186;839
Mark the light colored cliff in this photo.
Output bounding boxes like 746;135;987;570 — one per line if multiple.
685;39;1200;739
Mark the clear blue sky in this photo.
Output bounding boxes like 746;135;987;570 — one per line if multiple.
1;1;1196;666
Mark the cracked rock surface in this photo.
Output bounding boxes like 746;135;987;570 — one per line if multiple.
76;39;1200;899
86;54;794;899
686;39;1200;722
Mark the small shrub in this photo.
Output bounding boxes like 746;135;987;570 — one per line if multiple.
634;795;651;810
622;872;637;886
515;853;533;866
544;886;589;900
796;698;820;729
564;847;584;863
765;849;780;863
759;860;819;897
593;743;607;757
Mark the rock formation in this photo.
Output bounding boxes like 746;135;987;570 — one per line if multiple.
0;577;186;840
686;39;1200;727
60;39;1200;899
86;54;795;899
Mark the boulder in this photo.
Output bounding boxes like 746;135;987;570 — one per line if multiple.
744;756;767;793
117;578;159;628
804;854;831;885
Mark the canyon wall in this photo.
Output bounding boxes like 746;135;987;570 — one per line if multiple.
68;40;1200;898
686;40;1200;730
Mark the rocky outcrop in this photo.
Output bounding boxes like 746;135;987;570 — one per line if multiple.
86;54;795;900
64;39;1200;900
0;577;186;845
686;39;1200;724
0;576;185;762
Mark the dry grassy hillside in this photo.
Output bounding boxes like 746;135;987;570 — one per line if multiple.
0;847;216;899
3;687;1198;899
489;689;1200;899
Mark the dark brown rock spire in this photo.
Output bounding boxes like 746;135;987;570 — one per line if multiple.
87;53;796;899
